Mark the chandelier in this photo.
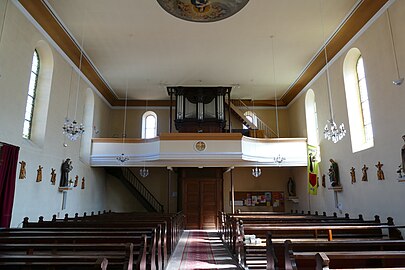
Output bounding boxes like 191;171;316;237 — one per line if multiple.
324;119;346;143
63;20;86;141
116;79;129;164
116;153;129;163
320;0;345;143
139;167;149;178
252;167;261;178
63;119;85;141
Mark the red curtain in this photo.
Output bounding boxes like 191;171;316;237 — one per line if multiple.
0;144;20;228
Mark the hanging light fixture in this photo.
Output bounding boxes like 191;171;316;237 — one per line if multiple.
320;0;346;143
271;35;286;164
252;167;261;178
116;79;129;163
386;9;404;86
62;19;86;141
139;100;149;178
139;167;149;178
250;98;261;178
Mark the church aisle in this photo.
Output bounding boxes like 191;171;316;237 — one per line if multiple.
166;230;242;270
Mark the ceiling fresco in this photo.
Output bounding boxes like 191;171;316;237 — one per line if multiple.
156;0;249;23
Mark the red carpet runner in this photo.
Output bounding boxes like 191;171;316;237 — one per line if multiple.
179;231;217;270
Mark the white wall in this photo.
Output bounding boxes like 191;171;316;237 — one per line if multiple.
0;2;112;227
288;0;405;224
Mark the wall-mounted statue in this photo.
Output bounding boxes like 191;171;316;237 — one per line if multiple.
350;167;356;184
50;168;56;185
19;161;26;179
60;159;73;187
362;164;368;181
397;135;405;178
74;175;78;187
375;161;385;180
287;177;296;197
328;159;340;187
36;165;43;182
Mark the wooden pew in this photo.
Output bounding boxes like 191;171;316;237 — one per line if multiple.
315;252;405;270
6;225;158;270
33;211;185;256
57;211;184;254
0;255;109;270
222;211;382;252
0;235;147;270
284;239;405;270
237;219;404;270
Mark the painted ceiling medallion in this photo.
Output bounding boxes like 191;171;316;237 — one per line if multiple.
157;0;249;23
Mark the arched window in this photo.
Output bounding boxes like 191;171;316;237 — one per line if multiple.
305;89;319;146
243;111;257;129
343;48;374;152
142;111;157;139
22;41;54;146
23;50;39;139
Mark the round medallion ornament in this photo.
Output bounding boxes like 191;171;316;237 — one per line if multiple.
194;141;207;152
156;0;249;23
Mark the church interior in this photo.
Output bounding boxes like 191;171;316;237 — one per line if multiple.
1;0;405;269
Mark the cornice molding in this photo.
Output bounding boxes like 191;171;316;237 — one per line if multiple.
281;0;389;104
17;0;389;108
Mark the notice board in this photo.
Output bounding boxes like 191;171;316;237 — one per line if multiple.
230;191;284;212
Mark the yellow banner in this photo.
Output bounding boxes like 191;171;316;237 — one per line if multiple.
308;145;319;195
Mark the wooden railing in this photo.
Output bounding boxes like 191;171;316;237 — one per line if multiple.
227;99;278;138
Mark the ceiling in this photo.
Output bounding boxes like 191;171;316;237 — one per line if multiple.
40;0;362;103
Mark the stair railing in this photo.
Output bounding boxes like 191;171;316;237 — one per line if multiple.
229;99;278;138
121;167;164;213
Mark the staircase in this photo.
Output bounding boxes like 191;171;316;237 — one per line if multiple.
226;99;277;138
106;167;164;213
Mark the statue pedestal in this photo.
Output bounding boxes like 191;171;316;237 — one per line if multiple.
58;187;72;192
328;186;343;192
398;176;405;182
287;196;299;203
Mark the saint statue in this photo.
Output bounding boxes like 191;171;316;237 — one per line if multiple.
328;159;340;187
36;165;43;182
400;135;405;175
74;175;78;187
19;161;26;179
350;167;356;184
375;161;385;180
60;159;73;187
362;164;368;181
50;168;56;185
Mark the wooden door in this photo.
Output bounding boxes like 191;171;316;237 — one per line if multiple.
184;180;200;229
180;168;223;229
200;180;218;229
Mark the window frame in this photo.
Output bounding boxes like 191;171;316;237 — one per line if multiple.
141;111;158;139
243;111;257;129
305;89;319;147
23;49;40;139
356;55;373;145
343;48;374;153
